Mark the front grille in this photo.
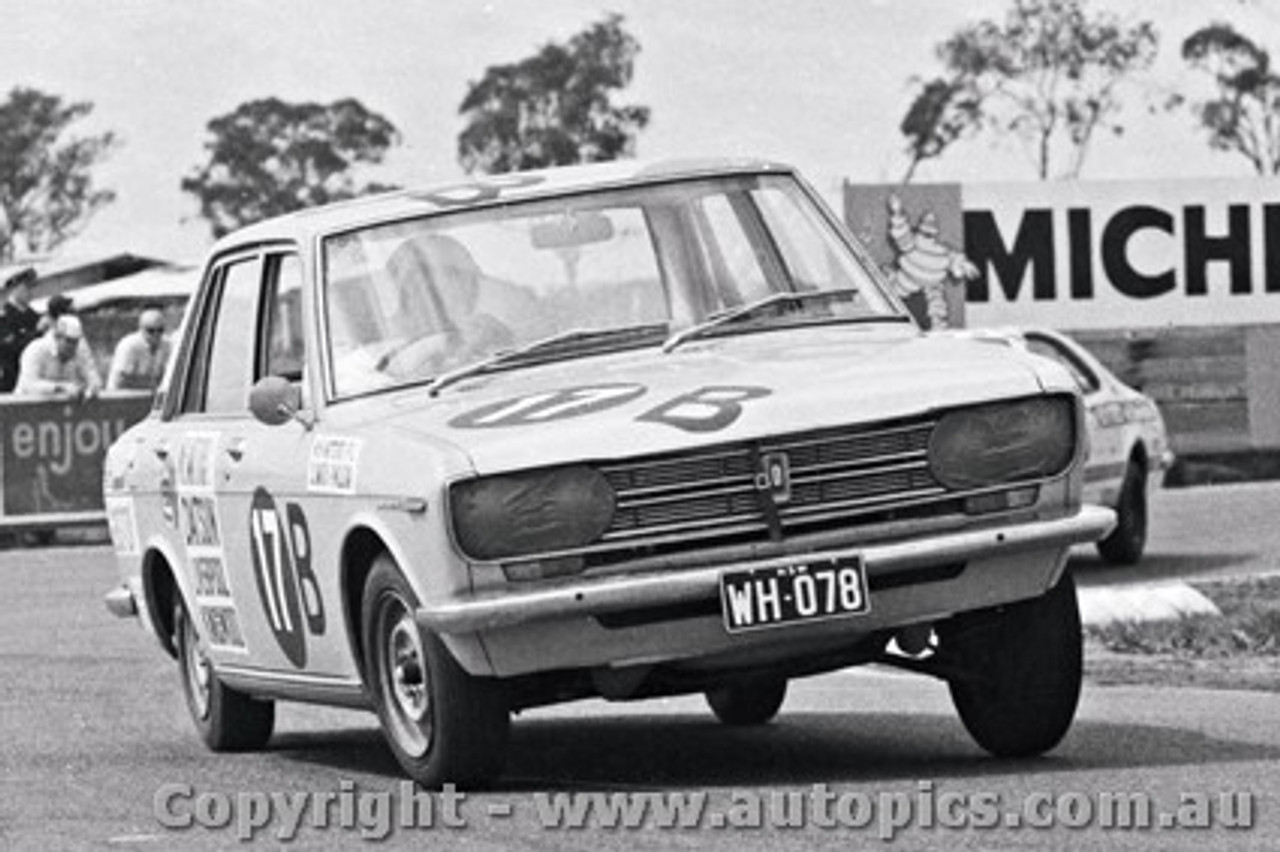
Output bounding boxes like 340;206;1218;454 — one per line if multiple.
583;417;958;563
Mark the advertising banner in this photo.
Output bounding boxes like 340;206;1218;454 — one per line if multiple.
0;393;152;519
845;177;1280;331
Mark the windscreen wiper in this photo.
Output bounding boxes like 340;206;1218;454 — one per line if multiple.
426;324;665;396
662;288;876;353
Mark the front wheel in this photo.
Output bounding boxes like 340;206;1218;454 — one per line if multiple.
943;573;1082;758
362;554;509;789
1097;461;1147;565
175;597;274;751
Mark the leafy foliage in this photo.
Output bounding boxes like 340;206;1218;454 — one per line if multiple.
182;98;400;238
457;14;651;174
1178;23;1280;174
900;77;983;183
901;0;1157;180
0;87;117;262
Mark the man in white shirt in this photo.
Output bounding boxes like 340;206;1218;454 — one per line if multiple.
14;315;102;399
107;309;172;391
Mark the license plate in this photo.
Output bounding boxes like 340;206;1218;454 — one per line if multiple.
719;557;869;633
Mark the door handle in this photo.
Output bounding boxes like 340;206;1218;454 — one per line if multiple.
153;442;169;460
226;439;247;462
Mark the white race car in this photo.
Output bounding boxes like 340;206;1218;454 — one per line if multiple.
949;327;1173;565
103;159;1114;788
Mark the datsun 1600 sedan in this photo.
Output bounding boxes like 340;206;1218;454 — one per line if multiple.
103;158;1115;788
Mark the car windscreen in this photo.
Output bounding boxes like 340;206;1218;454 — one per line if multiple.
321;174;902;398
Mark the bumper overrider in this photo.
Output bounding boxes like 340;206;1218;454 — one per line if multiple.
418;504;1116;634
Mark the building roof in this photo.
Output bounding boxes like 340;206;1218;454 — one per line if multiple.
0;252;176;301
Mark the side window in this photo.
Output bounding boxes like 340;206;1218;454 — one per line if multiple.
186;257;265;415
263;254;306;382
1027;336;1100;395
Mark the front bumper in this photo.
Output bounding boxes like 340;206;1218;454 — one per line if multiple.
418;504;1116;635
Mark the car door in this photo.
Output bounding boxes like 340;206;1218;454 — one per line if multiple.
223;252;350;678
163;247;337;677
155;251;265;668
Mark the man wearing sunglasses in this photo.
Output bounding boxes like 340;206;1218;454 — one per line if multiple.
107;308;172;392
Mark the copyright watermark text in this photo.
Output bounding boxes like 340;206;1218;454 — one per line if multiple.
153;779;1256;842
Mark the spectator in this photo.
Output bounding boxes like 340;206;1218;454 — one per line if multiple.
0;267;41;392
38;292;96;370
108;309;172;391
14;315;102;400
38;292;75;333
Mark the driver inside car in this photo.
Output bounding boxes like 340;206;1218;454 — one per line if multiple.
377;233;516;379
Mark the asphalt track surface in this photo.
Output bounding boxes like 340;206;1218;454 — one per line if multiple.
3;483;1278;850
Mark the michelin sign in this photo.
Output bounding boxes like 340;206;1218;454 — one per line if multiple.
845;177;1280;331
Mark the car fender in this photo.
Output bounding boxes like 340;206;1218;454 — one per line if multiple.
334;508;493;678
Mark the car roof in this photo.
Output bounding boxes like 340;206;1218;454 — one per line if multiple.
213;157;797;252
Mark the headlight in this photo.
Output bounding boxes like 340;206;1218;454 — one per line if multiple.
929;396;1076;490
450;465;616;560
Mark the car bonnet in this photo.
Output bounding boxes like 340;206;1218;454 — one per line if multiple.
369;328;1065;475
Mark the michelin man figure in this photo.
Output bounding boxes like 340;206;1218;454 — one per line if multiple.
885;194;978;330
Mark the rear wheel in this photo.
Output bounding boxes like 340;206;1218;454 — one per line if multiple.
943;573;1082;758
1097;461;1147;565
705;677;787;726
175;597;274;751
362;554;509;788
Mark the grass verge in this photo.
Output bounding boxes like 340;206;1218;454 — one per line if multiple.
1084;574;1280;692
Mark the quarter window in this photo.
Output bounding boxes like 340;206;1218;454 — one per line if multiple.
264;255;306;383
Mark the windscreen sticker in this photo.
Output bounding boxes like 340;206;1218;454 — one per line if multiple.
449;384;647;428
308;436;362;494
249;488;325;668
415;173;545;208
104;496;140;556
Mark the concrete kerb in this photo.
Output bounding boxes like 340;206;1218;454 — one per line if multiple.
1076;581;1220;628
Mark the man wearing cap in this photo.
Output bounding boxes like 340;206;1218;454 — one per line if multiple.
107;309;172;391
0;267;42;392
14;314;103;400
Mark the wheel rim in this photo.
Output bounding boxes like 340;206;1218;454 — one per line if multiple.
377;595;432;758
182;609;212;720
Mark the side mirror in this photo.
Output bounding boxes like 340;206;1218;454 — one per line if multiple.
249;376;306;427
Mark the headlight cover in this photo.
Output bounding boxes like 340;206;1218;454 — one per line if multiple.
929;396;1077;490
450;465;616;560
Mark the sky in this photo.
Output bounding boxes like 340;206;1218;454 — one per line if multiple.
1;0;1275;264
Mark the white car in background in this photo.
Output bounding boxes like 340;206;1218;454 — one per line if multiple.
955;327;1173;565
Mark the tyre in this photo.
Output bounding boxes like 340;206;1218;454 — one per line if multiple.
362;554;509;789
705;677;787;726
175;596;275;751
943;573;1082;758
1097;461;1147;565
